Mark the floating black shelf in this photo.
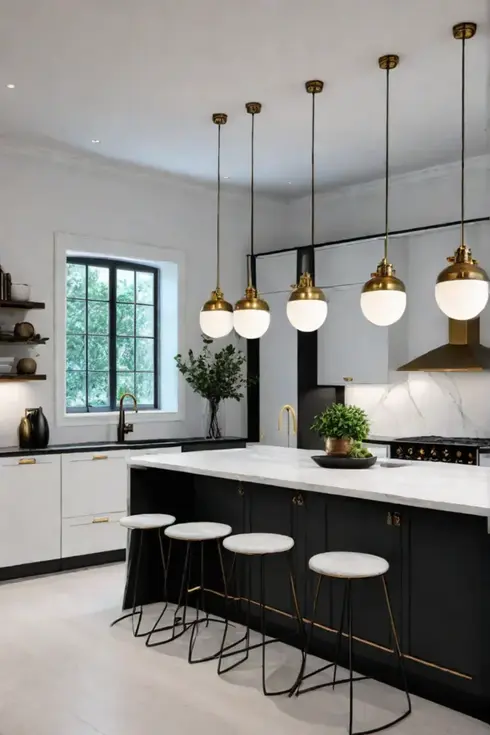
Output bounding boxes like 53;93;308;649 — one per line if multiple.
0;300;45;310
0;374;46;382
0;338;48;345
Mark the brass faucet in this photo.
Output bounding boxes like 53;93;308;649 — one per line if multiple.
117;393;138;443
278;404;297;447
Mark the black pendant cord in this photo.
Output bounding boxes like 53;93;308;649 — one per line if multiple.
216;121;221;290
310;89;316;251
249;111;255;287
460;35;466;249
384;65;390;263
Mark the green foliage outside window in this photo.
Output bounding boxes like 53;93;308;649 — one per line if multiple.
65;259;158;412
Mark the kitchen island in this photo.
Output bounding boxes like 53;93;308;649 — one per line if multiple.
127;445;490;723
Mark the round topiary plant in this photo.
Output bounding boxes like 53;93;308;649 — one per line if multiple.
311;403;370;456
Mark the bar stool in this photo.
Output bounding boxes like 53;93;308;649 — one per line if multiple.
294;551;411;735
217;532;305;697
146;521;232;663
110;513;176;637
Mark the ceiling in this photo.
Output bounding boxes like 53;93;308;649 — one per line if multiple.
0;0;488;196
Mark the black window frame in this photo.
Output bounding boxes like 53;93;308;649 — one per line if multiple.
65;256;159;413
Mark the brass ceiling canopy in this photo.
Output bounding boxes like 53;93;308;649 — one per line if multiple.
398;317;490;372
287;80;327;332
360;54;406;326
199;113;233;338
435;22;489;320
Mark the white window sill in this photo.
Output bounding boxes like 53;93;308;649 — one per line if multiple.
58;410;183;427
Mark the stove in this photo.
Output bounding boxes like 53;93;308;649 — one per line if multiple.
390;436;490;464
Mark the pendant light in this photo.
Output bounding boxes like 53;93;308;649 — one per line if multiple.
435;22;489;320
287;80;327;332
234;102;270;339
199;113;234;338
360;55;406;326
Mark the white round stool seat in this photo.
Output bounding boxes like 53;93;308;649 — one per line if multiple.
120;513;176;530
223;533;294;555
309;551;389;579
165;521;231;541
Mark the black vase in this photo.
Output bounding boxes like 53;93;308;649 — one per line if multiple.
29;407;50;449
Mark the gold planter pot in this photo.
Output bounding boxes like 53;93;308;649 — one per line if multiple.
325;437;353;457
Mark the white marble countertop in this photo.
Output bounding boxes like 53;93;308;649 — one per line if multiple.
128;445;490;519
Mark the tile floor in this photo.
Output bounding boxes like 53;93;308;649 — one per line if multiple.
0;563;487;735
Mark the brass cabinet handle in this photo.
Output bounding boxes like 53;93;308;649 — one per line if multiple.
343;377;353;382
92;454;108;461
92;517;110;524
18;457;36;465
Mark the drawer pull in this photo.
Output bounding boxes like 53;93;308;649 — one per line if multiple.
92;454;108;461
343;377;353;382
92;517;110;524
18;457;36;465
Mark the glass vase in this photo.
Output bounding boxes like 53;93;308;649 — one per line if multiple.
202;399;224;440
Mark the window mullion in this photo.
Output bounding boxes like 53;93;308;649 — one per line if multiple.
109;264;117;410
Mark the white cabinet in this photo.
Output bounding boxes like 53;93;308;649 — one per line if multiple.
61;450;128;519
256;250;297;294
316;240;384;289
0;454;61;567
61;449;129;557
62;511;126;558
259;290;298;447
318;284;390;385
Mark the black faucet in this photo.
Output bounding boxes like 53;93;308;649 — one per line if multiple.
117;392;138;442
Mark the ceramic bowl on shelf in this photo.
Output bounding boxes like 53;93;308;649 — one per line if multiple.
10;283;31;301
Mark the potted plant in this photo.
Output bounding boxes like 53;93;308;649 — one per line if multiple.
175;335;252;440
311;403;370;456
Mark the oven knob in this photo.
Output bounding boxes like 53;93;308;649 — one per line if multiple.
396;447;402;456
408;447;413;456
430;448;438;460
419;448;425;456
456;450;462;458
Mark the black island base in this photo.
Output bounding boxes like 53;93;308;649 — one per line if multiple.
124;466;490;725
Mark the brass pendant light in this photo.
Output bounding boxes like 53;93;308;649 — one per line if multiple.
435;22;489;320
199;113;234;338
233;102;270;339
360;55;406;326
287;80;327;332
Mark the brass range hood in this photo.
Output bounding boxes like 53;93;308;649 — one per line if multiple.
398;318;490;372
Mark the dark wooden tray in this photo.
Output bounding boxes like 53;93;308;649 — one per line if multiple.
312;454;377;469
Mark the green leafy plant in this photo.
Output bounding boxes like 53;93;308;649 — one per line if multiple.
348;440;373;459
175;335;253;439
311;403;370;441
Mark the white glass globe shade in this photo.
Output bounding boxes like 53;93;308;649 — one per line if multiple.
360;290;407;326
435;280;489;321
199;309;234;339
287;299;328;332
233;309;270;339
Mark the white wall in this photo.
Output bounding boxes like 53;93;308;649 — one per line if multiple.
0;145;289;446
283;155;489;246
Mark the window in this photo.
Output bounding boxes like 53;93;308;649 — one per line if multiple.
65;257;159;412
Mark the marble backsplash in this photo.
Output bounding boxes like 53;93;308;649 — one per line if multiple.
345;372;490;438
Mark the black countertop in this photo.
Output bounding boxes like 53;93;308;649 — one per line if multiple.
0;436;246;458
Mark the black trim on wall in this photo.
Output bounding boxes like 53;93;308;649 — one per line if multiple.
296;247;345;448
246;255;260;442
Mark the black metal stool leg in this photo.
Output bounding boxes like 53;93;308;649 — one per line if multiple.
347;580;354;735
332;579;349;690
110;529;144;636
217;552;253;674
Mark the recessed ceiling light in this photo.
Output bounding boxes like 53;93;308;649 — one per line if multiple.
287;181;292;185
91;139;101;144
223;176;230;179
6;84;15;89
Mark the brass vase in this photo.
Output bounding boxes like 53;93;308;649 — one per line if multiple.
325;437;353;456
17;357;37;375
